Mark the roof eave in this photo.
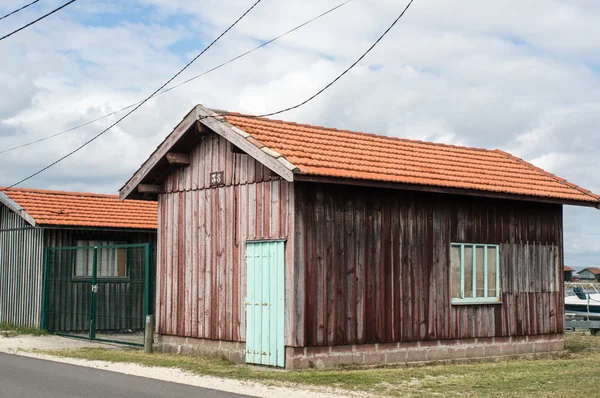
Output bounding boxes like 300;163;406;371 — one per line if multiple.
38;224;157;232
494;149;600;206
293;174;600;208
0;191;37;227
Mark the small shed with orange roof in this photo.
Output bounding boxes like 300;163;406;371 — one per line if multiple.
0;187;157;330
120;105;600;369
564;265;574;282
578;267;600;282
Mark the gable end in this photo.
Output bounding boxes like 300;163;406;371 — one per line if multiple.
120;105;296;200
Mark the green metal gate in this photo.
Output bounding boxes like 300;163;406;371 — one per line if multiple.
42;243;152;346
245;240;285;367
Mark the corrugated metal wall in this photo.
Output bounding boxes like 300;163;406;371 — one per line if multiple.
0;204;45;328
44;229;156;332
294;183;563;347
157;133;294;343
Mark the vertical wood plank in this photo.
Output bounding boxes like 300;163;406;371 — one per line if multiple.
197;189;205;337
226;185;234;341
345;196;357;343
184;189;192;336
178;191;186;335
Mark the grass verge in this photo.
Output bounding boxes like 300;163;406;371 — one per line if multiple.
0;322;47;337
41;333;600;397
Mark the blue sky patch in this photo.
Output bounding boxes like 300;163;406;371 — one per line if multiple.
501;35;529;47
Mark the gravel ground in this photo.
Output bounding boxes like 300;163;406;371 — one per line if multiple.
0;336;363;398
0;334;118;352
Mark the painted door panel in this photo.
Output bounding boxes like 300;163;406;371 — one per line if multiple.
245;241;285;367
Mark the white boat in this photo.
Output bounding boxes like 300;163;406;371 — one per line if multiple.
565;284;600;319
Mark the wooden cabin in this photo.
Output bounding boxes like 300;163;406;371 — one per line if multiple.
120;105;600;369
577;267;600;281
0;188;157;330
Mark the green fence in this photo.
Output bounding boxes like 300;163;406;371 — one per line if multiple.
42;243;151;346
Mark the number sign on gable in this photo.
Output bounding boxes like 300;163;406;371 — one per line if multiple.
210;171;224;187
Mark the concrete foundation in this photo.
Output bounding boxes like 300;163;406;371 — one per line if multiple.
155;335;245;363
155;333;564;370
285;334;565;369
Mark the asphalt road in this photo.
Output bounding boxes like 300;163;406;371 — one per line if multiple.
0;353;252;398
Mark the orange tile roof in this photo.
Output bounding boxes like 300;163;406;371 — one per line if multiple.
564;265;574;272
584;267;600;275
222;113;600;205
0;187;157;229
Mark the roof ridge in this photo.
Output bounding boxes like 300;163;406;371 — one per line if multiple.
493;150;600;202
0;186;119;199
223;112;498;154
127;105;597;208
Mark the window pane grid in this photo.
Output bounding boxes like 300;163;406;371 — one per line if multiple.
483;248;488;298
451;243;499;304
74;240;128;279
496;248;500;298
472;246;476;298
460;245;464;299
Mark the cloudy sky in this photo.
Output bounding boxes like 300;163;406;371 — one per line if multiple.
0;0;599;269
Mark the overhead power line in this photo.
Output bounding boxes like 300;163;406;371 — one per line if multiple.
0;108;129;155
0;0;352;155
6;0;263;188
199;0;415;123
565;257;598;265
0;0;40;22
6;0;413;188
0;0;77;41
250;0;415;118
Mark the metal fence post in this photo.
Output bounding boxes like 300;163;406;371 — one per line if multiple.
144;243;151;317
144;243;154;353
90;246;98;340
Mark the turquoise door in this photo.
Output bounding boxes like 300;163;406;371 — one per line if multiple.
245;240;285;367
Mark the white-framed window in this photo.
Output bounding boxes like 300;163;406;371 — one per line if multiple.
74;240;128;279
451;243;500;304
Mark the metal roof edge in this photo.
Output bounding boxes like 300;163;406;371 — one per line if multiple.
0;190;37;226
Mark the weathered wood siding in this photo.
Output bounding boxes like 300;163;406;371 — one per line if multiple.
294;183;563;347
44;228;156;332
0;204;45;327
157;133;294;343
